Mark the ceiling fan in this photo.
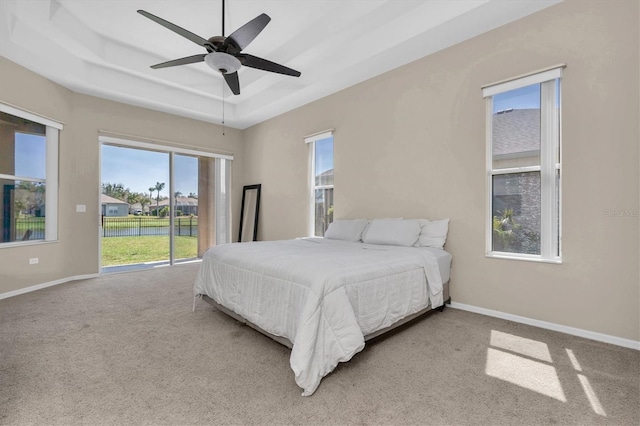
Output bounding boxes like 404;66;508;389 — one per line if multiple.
137;1;301;95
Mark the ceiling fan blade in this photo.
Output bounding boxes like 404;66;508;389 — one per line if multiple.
224;13;271;51
238;54;301;77
223;71;241;95
150;54;206;69
138;10;209;48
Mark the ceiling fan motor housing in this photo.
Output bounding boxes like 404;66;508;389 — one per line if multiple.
206;35;225;52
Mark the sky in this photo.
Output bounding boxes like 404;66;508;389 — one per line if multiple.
101;145;198;198
14;133;46;179
315;136;333;175
12;140;197;198
493;83;540;113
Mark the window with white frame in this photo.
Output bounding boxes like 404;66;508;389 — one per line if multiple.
483;66;563;262
305;130;334;237
0;104;61;245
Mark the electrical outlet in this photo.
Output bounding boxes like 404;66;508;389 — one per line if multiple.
29;258;39;265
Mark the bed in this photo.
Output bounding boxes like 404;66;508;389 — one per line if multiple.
193;218;451;396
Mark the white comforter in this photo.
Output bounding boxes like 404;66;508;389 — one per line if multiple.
194;238;451;396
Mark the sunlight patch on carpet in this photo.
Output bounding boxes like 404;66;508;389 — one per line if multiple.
485;347;566;401
565;348;582;371
578;374;607;416
490;330;553;362
566;348;606;417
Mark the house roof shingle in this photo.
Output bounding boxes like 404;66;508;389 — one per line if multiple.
492;108;540;157
154;197;198;207
100;194;128;205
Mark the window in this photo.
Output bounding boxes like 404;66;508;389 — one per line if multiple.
483;66;563;262
0;104;61;245
305;130;334;237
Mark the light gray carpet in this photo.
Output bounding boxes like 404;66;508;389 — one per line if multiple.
1;264;638;425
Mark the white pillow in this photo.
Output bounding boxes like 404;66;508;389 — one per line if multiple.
361;217;402;241
324;219;368;242
362;219;421;246
416;218;450;249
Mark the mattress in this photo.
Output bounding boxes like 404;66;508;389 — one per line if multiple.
194;237;451;396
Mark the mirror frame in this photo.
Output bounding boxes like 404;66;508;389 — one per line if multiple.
238;184;261;242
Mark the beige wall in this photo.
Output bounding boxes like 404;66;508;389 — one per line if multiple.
242;0;640;342
0;56;244;293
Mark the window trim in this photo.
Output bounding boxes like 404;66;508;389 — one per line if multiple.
0;102;64;130
0;102;62;247
483;66;563;263
481;65;564;97
305;129;334;237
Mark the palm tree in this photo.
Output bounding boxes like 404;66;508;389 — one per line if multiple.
148;186;155;214
126;192;141;215
139;193;150;216
153;182;165;216
173;191;182;216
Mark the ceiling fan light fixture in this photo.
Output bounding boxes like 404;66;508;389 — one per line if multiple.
204;52;241;74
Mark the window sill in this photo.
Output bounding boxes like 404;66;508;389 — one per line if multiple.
0;240;58;249
486;252;562;265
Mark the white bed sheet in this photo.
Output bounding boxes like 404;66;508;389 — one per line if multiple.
194;237;451;396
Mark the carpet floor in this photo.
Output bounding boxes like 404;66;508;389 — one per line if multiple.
1;263;638;425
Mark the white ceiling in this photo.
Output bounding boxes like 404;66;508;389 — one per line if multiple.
0;0;561;129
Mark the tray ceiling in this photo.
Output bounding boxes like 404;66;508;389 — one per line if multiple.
0;0;561;129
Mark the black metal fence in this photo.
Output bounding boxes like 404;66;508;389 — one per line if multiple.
101;216;198;237
14;217;45;241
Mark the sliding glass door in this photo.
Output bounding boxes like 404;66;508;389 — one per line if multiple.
173;154;199;262
100;138;232;272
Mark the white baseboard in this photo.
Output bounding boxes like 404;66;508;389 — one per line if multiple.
449;301;640;351
0;273;99;300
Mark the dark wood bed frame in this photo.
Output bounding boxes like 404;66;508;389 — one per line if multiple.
201;281;451;349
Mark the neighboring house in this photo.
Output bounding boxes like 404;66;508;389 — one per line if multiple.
101;194;129;217
315;168;334;186
314;168;334;236
128;203;148;215
491;108;541;252
154;197;198;216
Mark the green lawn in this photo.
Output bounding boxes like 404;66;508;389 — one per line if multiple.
16;217;45;231
101;235;198;266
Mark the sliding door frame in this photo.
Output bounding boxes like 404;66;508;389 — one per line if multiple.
98;135;233;270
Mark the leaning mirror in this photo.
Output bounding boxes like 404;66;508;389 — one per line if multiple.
238;184;261;242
